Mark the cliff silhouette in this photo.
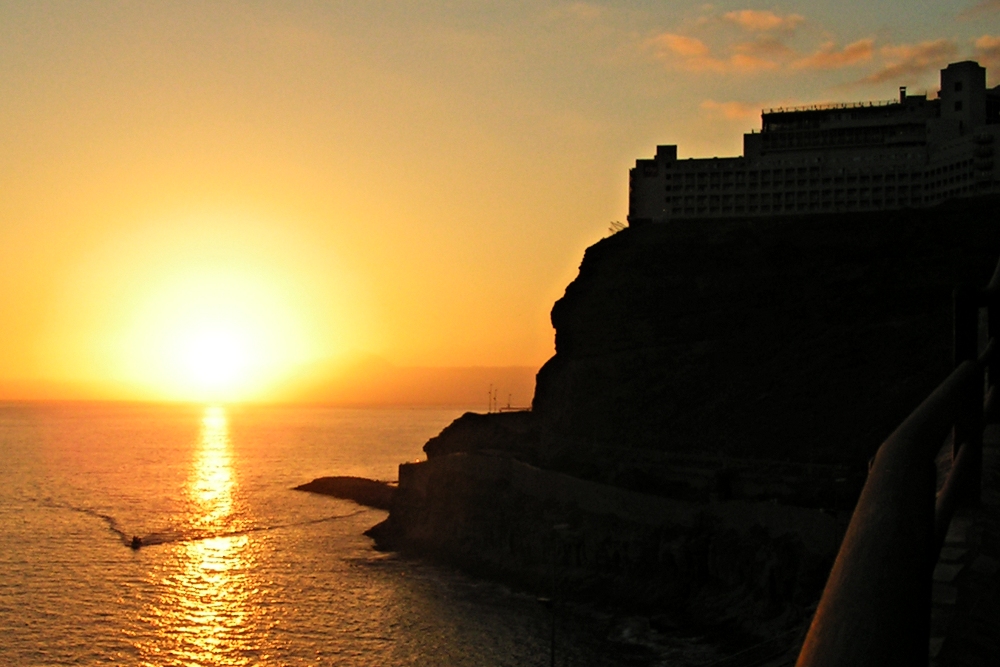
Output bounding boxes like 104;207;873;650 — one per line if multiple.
370;195;1000;641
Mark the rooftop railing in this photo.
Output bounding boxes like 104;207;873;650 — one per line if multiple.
795;259;1000;667
763;99;900;115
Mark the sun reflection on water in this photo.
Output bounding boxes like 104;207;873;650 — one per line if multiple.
137;405;268;666
191;406;233;527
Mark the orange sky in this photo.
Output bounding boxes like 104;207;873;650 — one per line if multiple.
1;1;997;404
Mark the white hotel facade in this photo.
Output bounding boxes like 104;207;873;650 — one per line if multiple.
628;61;1000;225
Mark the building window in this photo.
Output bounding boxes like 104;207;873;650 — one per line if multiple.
956;101;963;111
955;81;963;92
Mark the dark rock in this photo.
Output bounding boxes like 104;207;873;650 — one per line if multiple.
294;476;395;510
423;410;537;461
534;199;1000;475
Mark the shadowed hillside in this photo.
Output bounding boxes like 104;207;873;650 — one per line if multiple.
533;197;1000;477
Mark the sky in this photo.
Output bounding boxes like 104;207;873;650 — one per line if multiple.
1;0;998;404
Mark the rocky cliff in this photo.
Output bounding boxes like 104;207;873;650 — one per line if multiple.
369;197;1000;638
534;198;1000;474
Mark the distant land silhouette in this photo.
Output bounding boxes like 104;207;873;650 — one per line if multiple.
0;362;536;408
292;358;536;408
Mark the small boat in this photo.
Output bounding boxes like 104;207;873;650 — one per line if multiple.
130;536;142;550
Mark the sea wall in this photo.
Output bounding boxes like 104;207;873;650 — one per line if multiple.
368;451;844;634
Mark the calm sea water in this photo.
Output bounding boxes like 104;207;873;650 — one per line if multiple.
0;402;709;666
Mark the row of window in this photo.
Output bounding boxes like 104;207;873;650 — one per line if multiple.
666;189;925;205
925;170;976;193
667;180;931;192
662;159;980;193
668;170;925;184
669;161;975;181
664;184;986;218
759;126;920;151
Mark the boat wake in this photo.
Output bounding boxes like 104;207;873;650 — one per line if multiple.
42;499;368;549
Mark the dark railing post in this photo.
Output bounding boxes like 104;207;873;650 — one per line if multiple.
796;364;978;667
954;286;978;367
797;259;1000;667
989;293;1000;413
964;365;984;506
985;257;1000;419
795;441;937;667
953;287;983;504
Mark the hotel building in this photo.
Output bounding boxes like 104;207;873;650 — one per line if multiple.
628;61;1000;224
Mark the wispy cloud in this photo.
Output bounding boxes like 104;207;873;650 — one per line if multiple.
700;99;759;120
792;39;874;70
647;33;722;72
722;10;804;33
860;39;958;83
648;33;782;72
975;34;1000;71
647;8;966;84
647;8;874;76
651;33;711;59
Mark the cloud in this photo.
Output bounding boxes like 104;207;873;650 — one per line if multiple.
860;39;959;83
700;99;759;120
647;11;959;83
648;33;784;72
722;10;804;32
975;34;1000;71
651;33;711;58
793;39;874;70
647;9;810;74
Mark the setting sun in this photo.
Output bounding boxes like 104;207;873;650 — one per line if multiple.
119;262;324;402
176;325;253;395
32;210;365;403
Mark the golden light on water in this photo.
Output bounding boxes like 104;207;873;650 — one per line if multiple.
139;406;266;665
191;406;234;527
169;534;254;665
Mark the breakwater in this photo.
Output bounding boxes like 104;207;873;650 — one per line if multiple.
368;451;844;637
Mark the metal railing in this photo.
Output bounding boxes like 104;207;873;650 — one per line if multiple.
763;99;899;115
795;258;1000;667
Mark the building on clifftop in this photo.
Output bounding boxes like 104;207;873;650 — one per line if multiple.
628;60;1000;224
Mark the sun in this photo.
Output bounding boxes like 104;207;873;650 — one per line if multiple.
177;325;253;394
109;266;322;402
43;211;361;403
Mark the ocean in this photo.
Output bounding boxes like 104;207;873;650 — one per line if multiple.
0;402;702;666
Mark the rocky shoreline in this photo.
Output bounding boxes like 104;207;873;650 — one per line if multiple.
293;476;396;510
365;450;846;640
